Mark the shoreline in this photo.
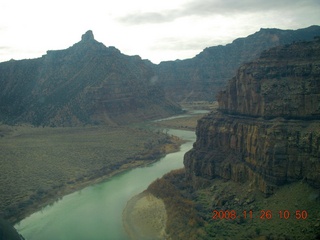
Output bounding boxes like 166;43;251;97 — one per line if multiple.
11;136;185;226
122;191;168;240
8;108;204;227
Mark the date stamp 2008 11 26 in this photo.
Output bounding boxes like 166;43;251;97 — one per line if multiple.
212;210;308;220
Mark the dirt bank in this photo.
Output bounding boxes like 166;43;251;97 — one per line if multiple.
123;192;168;240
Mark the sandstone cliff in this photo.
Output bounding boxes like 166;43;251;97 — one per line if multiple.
153;25;320;102
0;31;181;126
184;39;320;195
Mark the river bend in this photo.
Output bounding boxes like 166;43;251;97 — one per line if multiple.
15;129;196;240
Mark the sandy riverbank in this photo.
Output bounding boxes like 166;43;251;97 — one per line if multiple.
123;191;168;240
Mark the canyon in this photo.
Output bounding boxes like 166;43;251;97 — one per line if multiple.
1;26;320;127
144;37;320;239
1;26;320;239
184;39;320;195
0;31;180;127
153;25;320;102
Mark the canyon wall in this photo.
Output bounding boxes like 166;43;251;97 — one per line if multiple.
0;31;181;126
184;39;320;195
153;25;320;102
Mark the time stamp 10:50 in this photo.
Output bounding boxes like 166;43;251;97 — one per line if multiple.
212;210;308;220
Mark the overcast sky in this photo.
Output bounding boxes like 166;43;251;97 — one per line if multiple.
0;0;319;63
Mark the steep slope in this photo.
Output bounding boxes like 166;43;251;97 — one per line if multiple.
184;38;320;195
0;31;181;126
154;25;320;101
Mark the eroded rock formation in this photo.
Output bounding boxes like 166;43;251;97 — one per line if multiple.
184;39;320;195
0;31;181;126
153;25;320;101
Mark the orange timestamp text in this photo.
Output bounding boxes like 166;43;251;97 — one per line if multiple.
212;210;308;220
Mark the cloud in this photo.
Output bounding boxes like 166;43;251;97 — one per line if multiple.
118;10;178;24
152;36;214;51
0;46;11;51
182;0;293;15
118;0;320;25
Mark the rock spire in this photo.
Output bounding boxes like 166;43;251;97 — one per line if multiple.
81;30;94;42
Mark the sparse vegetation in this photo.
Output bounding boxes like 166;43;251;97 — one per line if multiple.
153;114;205;131
0;124;182;224
153;101;217;131
148;173;320;240
147;169;204;239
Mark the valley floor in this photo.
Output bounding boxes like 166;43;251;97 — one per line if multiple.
0;124;183;224
0;101;213;229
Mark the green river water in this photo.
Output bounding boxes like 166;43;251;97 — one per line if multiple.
15;129;196;240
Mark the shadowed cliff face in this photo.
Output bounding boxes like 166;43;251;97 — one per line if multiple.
154;25;320;102
0;31;181;126
184;39;320;195
218;41;320;119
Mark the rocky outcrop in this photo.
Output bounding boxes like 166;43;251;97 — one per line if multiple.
184;39;320;195
81;30;95;41
153;25;320;102
0;31;181;126
218;40;320;119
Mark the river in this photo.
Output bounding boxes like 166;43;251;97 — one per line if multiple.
15;128;196;240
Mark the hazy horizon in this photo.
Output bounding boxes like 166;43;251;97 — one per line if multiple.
0;0;319;63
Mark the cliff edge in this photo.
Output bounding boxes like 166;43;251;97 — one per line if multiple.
184;38;320;196
154;25;320;101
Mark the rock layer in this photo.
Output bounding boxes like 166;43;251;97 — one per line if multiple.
153;25;320;101
0;31;181;126
184;39;320;195
218;41;320;119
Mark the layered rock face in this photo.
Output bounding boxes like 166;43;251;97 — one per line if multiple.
0;31;181;126
218;41;320;119
184;39;320;195
154;25;320;102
